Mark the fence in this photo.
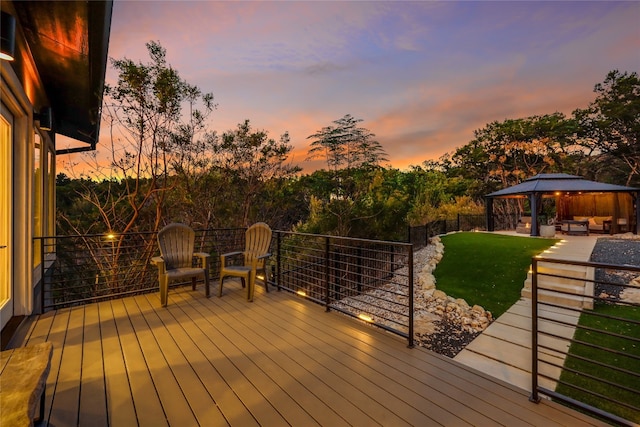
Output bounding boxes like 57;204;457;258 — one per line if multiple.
531;257;640;426
408;214;517;249
35;228;415;346
408;214;485;249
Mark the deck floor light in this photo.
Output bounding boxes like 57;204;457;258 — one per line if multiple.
358;314;373;323
1;11;16;61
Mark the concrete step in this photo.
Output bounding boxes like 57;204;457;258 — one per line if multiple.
522;258;592;308
521;288;591;309
531;261;588;277
524;274;586;289
509;299;581;326
463;334;566;371
522;278;585;294
493;310;578;340
481;321;573;356
524;262;587;288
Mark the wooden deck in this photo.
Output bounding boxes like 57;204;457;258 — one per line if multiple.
17;280;606;427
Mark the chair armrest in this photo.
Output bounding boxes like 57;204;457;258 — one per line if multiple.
220;251;243;266
193;252;210;267
151;256;166;274
250;252;272;269
194;252;210;258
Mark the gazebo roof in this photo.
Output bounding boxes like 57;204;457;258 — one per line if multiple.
486;173;638;198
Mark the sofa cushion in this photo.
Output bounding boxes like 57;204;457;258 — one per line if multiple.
593;216;612;225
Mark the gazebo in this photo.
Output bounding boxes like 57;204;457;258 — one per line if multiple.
485;173;639;236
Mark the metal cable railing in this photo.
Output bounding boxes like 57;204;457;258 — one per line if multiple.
35;228;415;346
35;228;246;311
275;231;414;346
530;257;640;426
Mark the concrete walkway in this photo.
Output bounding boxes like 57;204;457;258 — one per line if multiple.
453;232;600;392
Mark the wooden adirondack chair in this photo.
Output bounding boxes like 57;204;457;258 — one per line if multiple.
219;222;272;302
152;223;210;307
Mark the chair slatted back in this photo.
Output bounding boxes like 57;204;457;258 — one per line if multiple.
244;222;272;266
158;223;196;270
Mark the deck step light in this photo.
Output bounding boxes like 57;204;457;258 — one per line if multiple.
358;314;373;323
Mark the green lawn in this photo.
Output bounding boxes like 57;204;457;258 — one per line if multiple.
433;232;557;318
556;303;640;423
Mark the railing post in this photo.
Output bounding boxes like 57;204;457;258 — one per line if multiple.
40;237;45;314
276;232;282;291
424;224;428;247
333;250;341;299
390;244;395;271
408;245;414;348
324;236;330;312
356;246;362;293
530;257;540;403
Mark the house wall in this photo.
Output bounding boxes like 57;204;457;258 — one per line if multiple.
0;2;56;335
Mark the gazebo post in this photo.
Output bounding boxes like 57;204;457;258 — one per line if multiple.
529;193;539;236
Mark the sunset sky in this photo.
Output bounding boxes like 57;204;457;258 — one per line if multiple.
58;0;640;174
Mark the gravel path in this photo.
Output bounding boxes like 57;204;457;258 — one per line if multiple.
590;236;640;300
415;321;480;358
590;237;640;265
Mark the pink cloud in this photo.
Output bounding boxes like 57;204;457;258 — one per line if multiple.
60;1;639;177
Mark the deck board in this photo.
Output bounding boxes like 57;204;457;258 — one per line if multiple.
187;290;401;426
122;296;200;426
79;302;108;426
172;291;337;426
133;294;229;426
98;301;138;427
245;290;553;427
18;281;609;427
165;291;287;426
111;298;169;427
49;307;83;426
217;288;473;426
268;310;523;425
156;295;260;427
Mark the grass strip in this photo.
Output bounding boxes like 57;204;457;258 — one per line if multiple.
556;303;640;423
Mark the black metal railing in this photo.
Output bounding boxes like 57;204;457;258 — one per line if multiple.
35;228;246;311
530;257;640;426
275;231;414;346
34;228;415;346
